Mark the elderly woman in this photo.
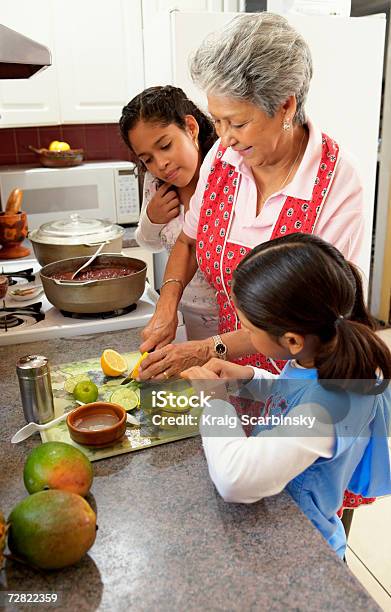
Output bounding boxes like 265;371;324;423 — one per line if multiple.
139;12;364;379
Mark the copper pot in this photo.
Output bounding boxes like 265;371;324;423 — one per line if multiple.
39;254;147;313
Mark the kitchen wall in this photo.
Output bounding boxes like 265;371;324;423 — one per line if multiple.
0;124;132;166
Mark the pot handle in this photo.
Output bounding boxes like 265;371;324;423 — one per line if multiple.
52;279;99;287
82;241;110;247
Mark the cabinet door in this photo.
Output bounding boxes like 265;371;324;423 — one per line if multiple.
0;0;60;127
54;0;144;124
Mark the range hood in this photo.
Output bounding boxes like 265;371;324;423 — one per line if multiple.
0;24;51;79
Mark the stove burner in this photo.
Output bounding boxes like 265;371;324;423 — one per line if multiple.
60;303;137;319
0;313;24;330
0;267;36;286
0;301;45;327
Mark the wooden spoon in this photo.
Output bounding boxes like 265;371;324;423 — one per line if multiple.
5;188;23;215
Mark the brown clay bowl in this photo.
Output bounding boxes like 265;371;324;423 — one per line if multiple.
0;211;30;259
67;402;126;447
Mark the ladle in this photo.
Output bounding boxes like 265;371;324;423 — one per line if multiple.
70;242;105;280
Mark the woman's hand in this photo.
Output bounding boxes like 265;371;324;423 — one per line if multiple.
182;358;254;381
137;341;213;380
140;308;179;353
147;183;180;225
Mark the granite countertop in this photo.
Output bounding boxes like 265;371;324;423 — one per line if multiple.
0;330;379;612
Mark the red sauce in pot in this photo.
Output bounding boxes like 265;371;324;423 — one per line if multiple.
49;266;138;281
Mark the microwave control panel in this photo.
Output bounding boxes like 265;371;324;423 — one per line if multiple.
116;169;140;224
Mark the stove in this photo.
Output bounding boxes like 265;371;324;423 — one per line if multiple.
0;249;185;346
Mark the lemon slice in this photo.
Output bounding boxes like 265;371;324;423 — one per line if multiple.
110;388;140;411
64;374;91;394
131;351;149;379
101;349;128;377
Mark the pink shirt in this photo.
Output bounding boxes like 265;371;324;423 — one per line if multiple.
183;119;364;265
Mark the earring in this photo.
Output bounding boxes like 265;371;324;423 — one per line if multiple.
283;119;291;131
194;138;199;151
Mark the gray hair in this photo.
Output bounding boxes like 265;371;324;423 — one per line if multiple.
190;12;313;125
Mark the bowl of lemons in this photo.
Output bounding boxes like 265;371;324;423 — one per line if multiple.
29;141;84;168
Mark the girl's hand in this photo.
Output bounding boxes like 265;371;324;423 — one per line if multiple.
184;358;254;381
147;183;180;224
180;364;228;401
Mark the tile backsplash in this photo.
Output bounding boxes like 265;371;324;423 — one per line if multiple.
0;124;133;165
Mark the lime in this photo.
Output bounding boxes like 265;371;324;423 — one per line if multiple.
73;381;99;404
64;374;91;394
110;388;140;411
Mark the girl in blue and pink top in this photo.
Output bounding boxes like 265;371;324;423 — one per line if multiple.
182;233;391;558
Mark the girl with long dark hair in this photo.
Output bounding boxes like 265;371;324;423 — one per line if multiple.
181;233;391;558
120;85;218;342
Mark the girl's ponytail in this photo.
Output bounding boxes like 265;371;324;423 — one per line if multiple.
315;263;390;394
315;319;390;394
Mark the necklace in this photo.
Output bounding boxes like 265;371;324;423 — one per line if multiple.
255;129;306;207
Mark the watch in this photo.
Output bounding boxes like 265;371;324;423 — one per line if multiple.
212;335;228;360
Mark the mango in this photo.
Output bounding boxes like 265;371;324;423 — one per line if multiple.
8;490;96;569
23;441;93;497
0;511;7;569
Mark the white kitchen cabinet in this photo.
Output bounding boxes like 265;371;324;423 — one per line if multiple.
0;0;60;126
0;0;144;127
53;0;144;124
142;0;240;23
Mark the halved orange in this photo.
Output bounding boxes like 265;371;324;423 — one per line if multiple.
100;349;128;377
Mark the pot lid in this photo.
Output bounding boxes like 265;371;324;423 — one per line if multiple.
29;214;124;245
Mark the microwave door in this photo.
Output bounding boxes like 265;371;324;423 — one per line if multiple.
0;165;118;231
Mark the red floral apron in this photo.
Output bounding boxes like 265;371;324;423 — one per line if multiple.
196;134;373;513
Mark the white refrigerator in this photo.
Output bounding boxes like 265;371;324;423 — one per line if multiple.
144;10;385;290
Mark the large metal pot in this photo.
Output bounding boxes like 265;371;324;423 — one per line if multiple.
40;254;147;313
29;213;125;266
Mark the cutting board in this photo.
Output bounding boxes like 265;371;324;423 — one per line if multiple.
42;352;199;462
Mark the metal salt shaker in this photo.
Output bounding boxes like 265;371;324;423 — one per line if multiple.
16;355;55;424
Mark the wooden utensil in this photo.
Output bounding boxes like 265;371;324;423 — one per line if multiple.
5;188;23;215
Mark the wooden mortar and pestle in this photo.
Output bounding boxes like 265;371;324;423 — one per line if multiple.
0;188;30;259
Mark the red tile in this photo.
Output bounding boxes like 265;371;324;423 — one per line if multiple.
85;125;108;152
107;123;123;145
38;126;64;149
18;153;37;164
108;142;133;161
62;126;86;151
0;153;18;165
15;128;40;164
0;129;16;155
84;150;111;161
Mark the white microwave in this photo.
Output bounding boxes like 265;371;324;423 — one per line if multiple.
0;160;141;231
